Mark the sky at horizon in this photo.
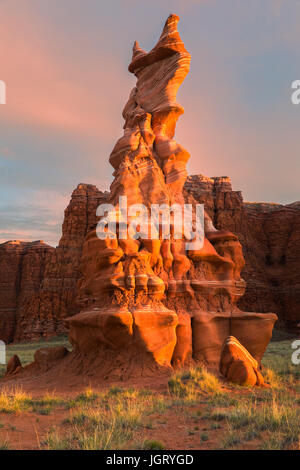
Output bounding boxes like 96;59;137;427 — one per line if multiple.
0;0;299;246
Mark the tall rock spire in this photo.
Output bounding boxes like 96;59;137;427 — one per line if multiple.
64;15;277;380
112;14;191;204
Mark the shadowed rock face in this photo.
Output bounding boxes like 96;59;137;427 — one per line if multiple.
63;15;276;376
0;240;55;342
239;203;300;332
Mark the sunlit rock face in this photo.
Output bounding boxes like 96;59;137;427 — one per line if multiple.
64;15;277;377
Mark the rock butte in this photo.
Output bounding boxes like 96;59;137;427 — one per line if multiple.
1;15;286;384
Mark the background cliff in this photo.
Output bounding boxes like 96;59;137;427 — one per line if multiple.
0;176;298;343
184;175;300;333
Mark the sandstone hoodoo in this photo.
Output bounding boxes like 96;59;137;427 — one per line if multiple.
3;15;277;385
63;14;277;379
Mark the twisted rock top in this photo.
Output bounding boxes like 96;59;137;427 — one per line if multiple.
128;14;189;73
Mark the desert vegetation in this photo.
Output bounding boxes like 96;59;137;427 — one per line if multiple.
0;331;299;450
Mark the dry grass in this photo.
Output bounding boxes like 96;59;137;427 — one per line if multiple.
218;393;300;449
45;387;166;450
0;439;9;450
0;387;68;415
0;332;299;450
0;388;32;413
168;366;223;403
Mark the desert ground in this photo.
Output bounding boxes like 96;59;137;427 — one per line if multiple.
0;330;299;451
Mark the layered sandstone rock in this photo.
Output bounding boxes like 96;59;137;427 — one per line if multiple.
240;203;300;332
66;15;195;372
0;167;297;349
63;15;276;377
0;240;55;342
184;175;300;333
